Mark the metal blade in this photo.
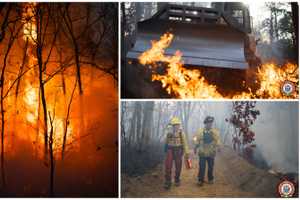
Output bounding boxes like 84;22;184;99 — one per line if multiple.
127;19;248;69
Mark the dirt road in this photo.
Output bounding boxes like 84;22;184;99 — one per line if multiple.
122;146;280;197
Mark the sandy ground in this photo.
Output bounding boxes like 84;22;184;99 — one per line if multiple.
122;146;281;198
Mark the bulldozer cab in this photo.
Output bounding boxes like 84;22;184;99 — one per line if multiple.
127;2;253;69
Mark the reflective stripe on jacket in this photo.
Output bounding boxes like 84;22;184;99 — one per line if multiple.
165;130;189;155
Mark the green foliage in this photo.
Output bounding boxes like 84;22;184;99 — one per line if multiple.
260;2;297;62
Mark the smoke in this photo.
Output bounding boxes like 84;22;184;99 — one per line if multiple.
124;101;298;175
185;101;298;173
187;102;231;139
256;42;291;65
252;101;298;173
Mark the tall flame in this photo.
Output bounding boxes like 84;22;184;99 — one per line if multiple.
22;3;37;41
21;3;75;155
24;83;39;124
138;33;298;99
256;63;298;98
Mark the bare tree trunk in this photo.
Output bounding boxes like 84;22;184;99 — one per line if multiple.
36;5;48;157
121;102;127;146
0;86;5;187
0;4;12;43
0;49;9;188
48;112;55;196
15;39;28;99
62;6;83;94
140;102;154;151
179;102;193;140
35;88;41;158
135;102;142;145
274;9;278;40
128;103;137;148
156;102;162;139
291;2;298;59
57;39;66;96
0;23;17;187
61;80;77;159
269;7;274;43
121;3;126;60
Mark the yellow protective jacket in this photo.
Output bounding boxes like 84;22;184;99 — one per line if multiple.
165;129;189;155
194;128;221;157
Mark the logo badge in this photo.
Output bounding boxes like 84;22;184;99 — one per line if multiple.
277;180;295;197
281;80;295;96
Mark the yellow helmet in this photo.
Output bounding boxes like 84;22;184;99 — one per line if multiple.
170;117;181;125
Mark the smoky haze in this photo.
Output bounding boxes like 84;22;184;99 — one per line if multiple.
253;102;298;173
122;101;298;175
188;101;298;173
188;102;298;173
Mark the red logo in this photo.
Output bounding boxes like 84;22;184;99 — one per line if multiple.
277;180;295;197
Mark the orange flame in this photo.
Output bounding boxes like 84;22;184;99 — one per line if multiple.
138;33;298;99
21;3;76;155
22;3;37;41
255;63;298;98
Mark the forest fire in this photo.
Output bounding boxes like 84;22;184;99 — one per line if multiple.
138;33;298;99
0;2;118;197
24;83;39;124
21;3;76;154
256;63;298;98
22;3;37;41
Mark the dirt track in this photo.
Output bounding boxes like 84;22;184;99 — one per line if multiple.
122;146;281;197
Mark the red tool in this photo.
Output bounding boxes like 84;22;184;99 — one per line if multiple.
185;158;192;169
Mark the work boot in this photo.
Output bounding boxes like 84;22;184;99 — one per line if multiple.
175;179;181;187
164;182;171;190
208;179;214;184
197;180;204;186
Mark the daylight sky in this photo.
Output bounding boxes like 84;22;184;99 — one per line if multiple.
246;1;291;26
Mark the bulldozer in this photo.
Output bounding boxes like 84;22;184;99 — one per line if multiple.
126;2;262;94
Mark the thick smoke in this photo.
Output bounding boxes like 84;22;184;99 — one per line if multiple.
185;101;298;173
252;101;298;173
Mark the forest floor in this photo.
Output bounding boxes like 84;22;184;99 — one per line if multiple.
122;146;281;197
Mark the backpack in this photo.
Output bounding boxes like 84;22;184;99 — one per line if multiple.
203;130;213;144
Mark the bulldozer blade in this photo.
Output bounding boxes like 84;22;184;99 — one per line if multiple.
127;19;249;69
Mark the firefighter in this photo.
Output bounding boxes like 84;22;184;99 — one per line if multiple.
194;116;221;186
164;117;189;190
